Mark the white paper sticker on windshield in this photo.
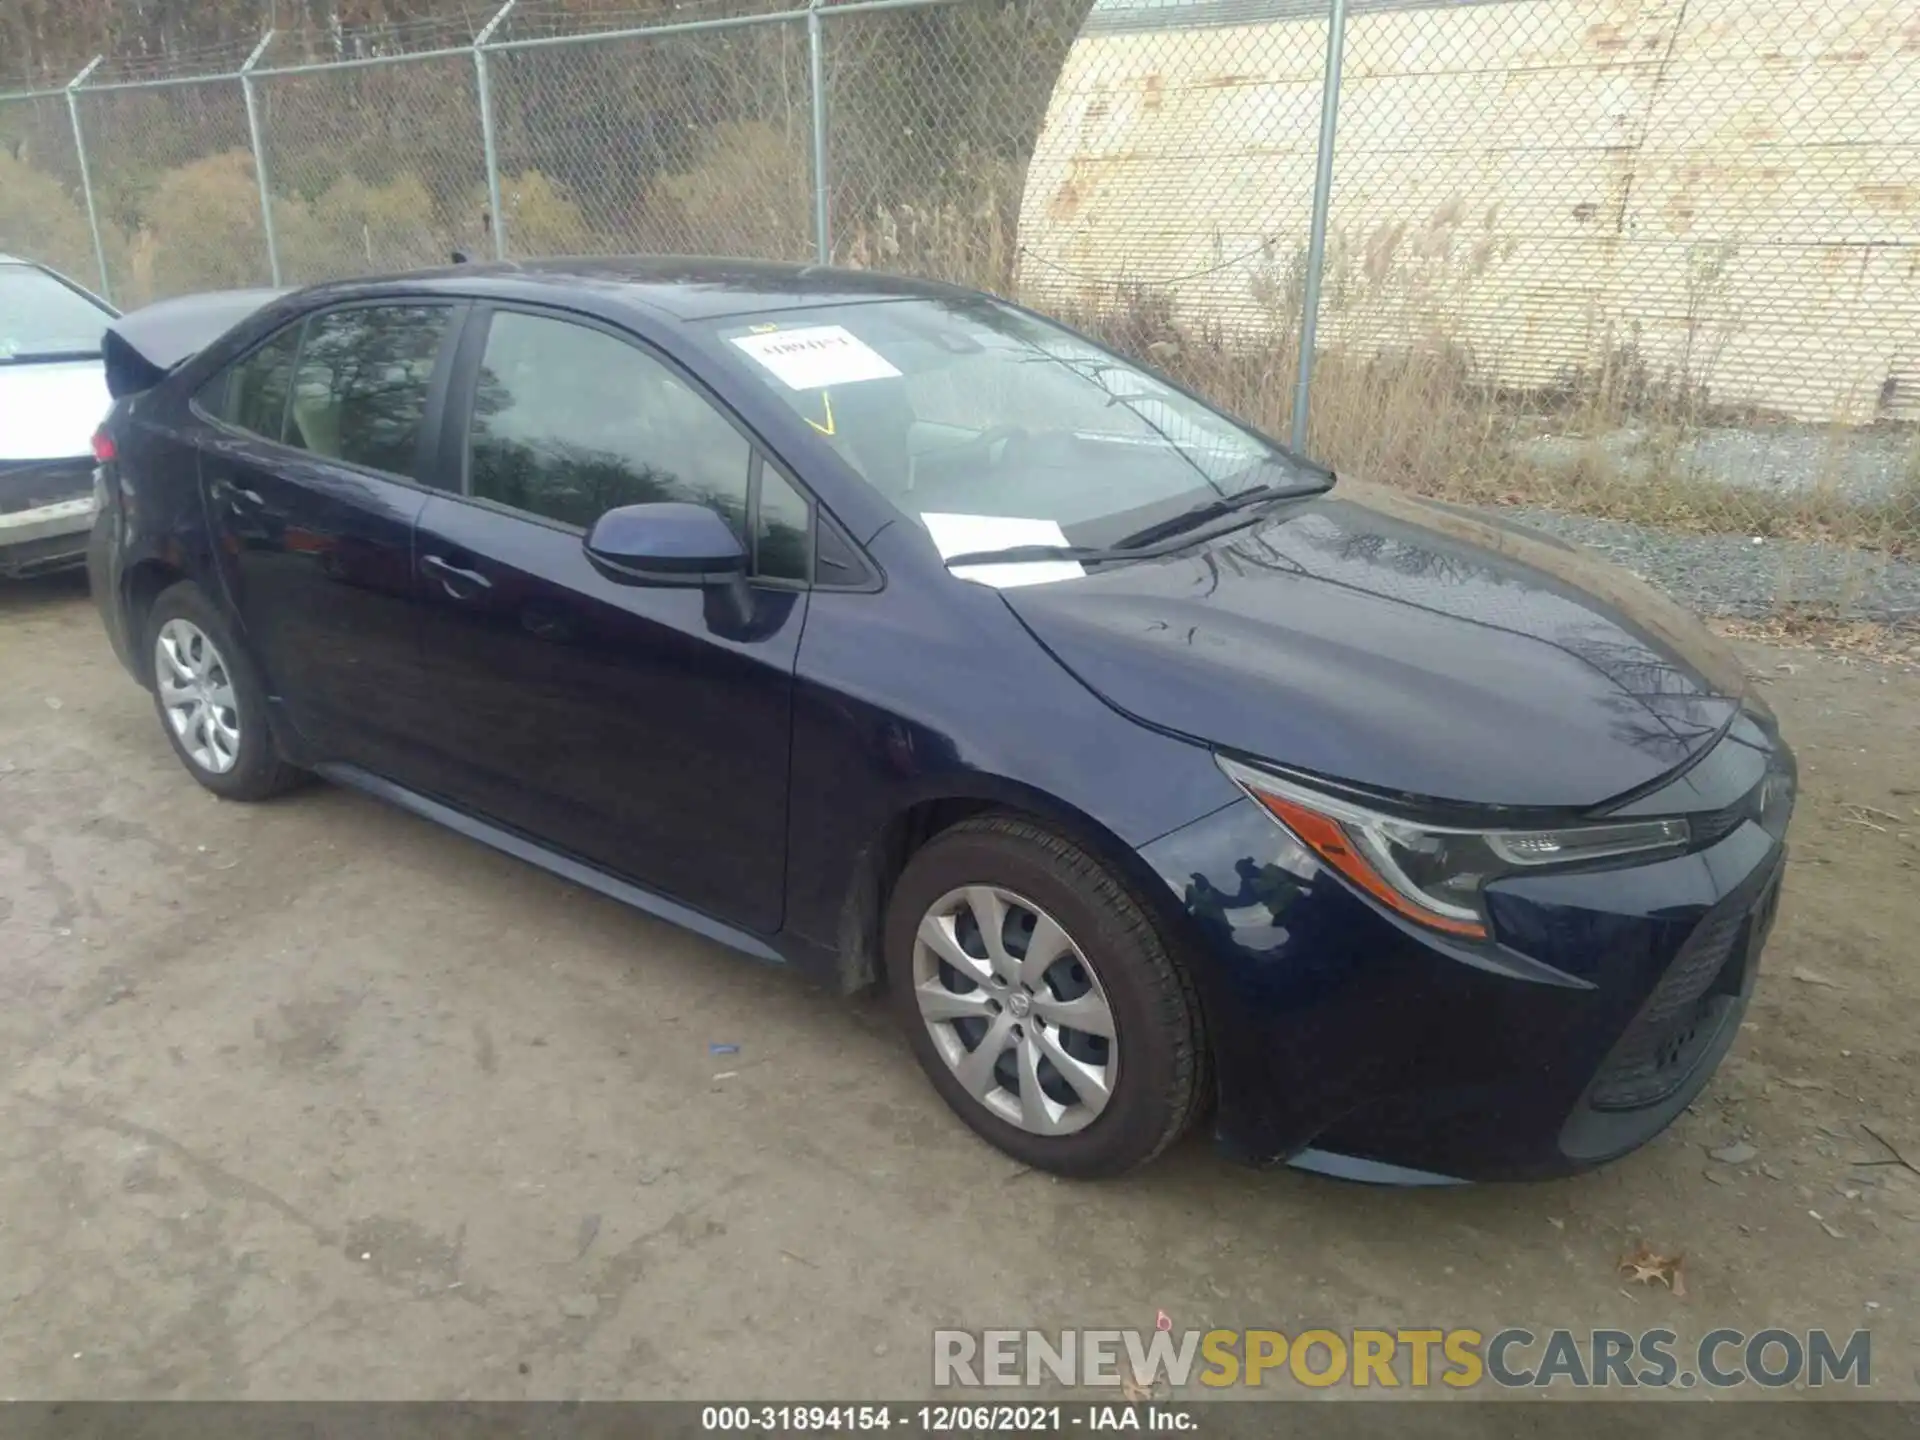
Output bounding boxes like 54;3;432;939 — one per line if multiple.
730;325;901;390
921;513;1085;589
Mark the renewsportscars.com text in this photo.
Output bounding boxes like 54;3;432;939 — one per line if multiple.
933;1327;1872;1390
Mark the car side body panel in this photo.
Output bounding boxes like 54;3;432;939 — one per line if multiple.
778;523;1244;976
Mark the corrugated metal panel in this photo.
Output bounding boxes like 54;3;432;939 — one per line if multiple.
1018;0;1920;422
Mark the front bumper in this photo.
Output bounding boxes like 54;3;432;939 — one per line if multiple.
1;455;97;577
0;497;97;577
1138;719;1794;1182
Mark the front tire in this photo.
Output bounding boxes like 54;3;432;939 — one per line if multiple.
144;581;303;801
884;814;1206;1177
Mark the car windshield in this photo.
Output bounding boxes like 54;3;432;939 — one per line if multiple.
708;297;1328;554
0;264;112;363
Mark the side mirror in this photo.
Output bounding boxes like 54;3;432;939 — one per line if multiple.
584;502;747;587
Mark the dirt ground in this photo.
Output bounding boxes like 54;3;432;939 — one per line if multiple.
1;569;1916;1402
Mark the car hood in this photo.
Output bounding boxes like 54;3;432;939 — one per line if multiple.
0;359;110;462
1001;480;1749;812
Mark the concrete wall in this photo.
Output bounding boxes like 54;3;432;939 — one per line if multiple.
1016;0;1920;423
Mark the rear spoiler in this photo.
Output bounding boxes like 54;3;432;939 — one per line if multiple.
103;287;290;398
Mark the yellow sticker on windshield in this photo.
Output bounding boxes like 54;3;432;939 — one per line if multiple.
804;391;836;436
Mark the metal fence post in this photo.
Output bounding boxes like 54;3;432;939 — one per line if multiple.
240;31;281;285
474;0;520;260
807;0;831;264
63;57;110;302
1290;0;1348;454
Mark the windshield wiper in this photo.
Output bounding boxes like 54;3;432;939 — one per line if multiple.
1107;482;1307;552
941;484;1316;570
940;543;1117;567
0;348;100;366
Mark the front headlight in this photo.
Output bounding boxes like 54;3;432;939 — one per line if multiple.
1217;756;1689;940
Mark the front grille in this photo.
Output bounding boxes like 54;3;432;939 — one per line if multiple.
1688;795;1754;847
1683;764;1795;848
0;457;94;516
1587;886;1765;1112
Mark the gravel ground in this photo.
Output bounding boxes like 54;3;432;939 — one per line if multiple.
1512;426;1915;503
4;575;1920;1400
1501;507;1920;625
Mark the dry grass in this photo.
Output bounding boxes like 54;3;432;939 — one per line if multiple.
1048;283;1920;563
836;153;1025;292
1716;612;1920;669
650;120;813;261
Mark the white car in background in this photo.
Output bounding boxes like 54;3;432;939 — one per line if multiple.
1;255;116;578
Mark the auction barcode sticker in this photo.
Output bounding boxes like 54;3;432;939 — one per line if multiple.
730;325;901;390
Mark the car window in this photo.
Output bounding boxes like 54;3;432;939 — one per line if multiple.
285;305;450;478
467;310;752;539
756;465;811;583
0;264;111;362
207;326;301;441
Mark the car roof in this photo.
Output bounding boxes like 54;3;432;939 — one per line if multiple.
323;255;978;322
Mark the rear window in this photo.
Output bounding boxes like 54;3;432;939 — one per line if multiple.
286;306;450;477
203;325;301;440
0;265;112;364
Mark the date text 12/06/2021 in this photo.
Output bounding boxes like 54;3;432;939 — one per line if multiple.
702;1406;1190;1432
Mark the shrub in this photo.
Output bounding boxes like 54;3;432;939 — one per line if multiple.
285;171;446;280
649;120;811;259
139;149;274;303
0;150;110;287
487;168;594;259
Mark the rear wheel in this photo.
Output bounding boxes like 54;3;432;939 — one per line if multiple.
145;581;304;801
884;814;1206;1177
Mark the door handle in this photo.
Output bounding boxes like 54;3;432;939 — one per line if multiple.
211;479;264;513
421;553;493;595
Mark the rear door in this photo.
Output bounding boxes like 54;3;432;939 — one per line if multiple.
197;301;462;778
409;304;812;933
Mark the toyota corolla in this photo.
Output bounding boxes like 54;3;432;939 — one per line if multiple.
89;259;1793;1183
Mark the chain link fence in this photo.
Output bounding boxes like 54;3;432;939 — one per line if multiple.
2;0;1914;621
0;89;94;284
81;76;270;303
255;52;492;283
490;14;819;260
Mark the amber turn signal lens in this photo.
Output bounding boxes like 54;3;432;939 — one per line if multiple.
1246;788;1490;940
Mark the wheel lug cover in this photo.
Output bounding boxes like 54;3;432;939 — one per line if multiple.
911;884;1117;1140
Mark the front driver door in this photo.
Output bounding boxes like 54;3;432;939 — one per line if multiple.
409;306;813;934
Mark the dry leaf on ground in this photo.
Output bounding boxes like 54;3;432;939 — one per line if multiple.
1618;1241;1688;1298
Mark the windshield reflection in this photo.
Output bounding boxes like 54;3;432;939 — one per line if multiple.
709;296;1329;554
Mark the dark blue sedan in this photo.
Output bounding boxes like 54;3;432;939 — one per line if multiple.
87;259;1794;1183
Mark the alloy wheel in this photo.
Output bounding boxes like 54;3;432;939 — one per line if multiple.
911;884;1118;1136
155;618;242;775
